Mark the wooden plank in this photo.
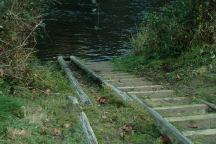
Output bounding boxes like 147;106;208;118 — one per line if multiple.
154;104;207;117
183;129;216;144
68;96;98;144
144;97;191;107
80;112;98;144
131;94;193;144
70;56;132;101
128;90;174;98
118;85;163;92
166;114;216;130
58;56;92;104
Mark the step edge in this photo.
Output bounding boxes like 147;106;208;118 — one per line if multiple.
154;104;208;110
166;113;216;122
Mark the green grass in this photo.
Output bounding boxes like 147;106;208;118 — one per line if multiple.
0;95;22;135
0;63;86;144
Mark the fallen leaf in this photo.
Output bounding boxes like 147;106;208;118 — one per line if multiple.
176;74;181;81
40;127;48;135
53;128;62;136
102;115;107;119
7;128;31;139
119;124;134;138
63;123;71;128
96;96;107;104
102;111;108;119
161;134;171;144
188;123;198;129
138;114;146;120
45;89;51;95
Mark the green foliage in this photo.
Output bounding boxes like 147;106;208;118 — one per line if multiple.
132;0;216;59
0;95;22;133
0;96;22;121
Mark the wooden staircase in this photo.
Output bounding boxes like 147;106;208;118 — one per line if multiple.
67;56;216;144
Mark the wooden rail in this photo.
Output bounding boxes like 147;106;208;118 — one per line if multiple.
58;56;92;104
68;96;98;144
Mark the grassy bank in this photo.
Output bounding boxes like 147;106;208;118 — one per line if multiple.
114;0;216;103
0;1;85;143
0;63;87;144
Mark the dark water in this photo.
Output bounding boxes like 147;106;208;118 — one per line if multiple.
37;0;166;61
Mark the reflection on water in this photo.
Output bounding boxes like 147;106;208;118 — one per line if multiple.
37;0;166;61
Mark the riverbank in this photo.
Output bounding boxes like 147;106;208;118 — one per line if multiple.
0;63;87;143
0;1;83;143
114;0;216;104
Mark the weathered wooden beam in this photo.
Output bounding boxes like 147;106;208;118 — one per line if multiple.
80;112;98;144
68;96;98;144
58;56;92;105
70;56;132;101
131;94;193;144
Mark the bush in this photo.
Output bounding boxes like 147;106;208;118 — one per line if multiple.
132;0;216;59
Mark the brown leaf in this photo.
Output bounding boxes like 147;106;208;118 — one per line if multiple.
44;89;51;95
101;111;108;119
176;74;181;81
63;123;71;128
161;134;171;144
53;128;62;136
188;123;198;129
7;128;31;139
96;96;107;104
138;114;146;120
40;127;48;135
119;124;134;138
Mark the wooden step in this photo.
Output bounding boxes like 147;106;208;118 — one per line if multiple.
154;104;208;117
144;97;191;107
94;69;116;73
183;129;216;144
128;90;174;98
112;81;153;87
166;114;216;130
106;78;146;82
118;85;163;92
100;72;131;76
103;75;135;80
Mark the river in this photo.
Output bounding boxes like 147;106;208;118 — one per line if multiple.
37;0;166;61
